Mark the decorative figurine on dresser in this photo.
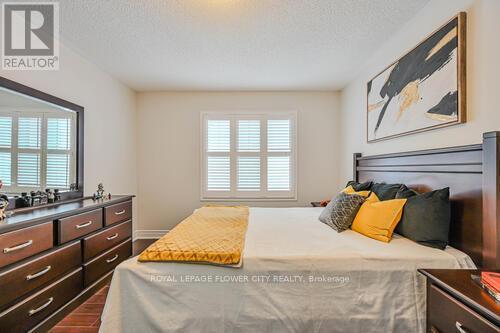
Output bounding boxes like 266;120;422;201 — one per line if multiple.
93;182;112;201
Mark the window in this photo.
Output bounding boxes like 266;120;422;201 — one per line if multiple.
0;109;76;193
201;111;296;200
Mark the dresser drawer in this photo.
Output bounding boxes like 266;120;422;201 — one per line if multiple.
0;222;53;269
0;268;82;333
83;238;132;286
104;200;132;226
0;241;81;310
428;284;498;333
83;220;132;261
57;209;103;244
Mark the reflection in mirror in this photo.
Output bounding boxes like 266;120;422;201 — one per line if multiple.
0;88;77;197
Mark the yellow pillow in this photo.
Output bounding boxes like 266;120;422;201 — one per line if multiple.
351;196;407;242
342;186;378;202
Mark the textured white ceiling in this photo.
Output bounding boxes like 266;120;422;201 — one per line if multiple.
56;0;429;91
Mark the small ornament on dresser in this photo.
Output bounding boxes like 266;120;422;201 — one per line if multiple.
92;183;112;201
46;189;55;204
0;180;9;220
54;189;61;202
15;192;31;208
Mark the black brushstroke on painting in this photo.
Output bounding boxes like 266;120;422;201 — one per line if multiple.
427;91;458;116
370;18;458;133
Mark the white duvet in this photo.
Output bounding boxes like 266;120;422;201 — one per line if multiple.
99;207;475;333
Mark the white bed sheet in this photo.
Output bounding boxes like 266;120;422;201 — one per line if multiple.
99;207;475;333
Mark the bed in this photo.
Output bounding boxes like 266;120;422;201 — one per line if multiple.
100;132;499;333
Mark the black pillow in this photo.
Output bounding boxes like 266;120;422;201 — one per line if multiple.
395;184;418;199
346;181;373;192
371;183;402;200
395;187;451;250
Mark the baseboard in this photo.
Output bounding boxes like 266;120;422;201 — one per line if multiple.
134;229;169;240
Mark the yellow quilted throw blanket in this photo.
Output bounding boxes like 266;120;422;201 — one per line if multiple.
138;205;249;266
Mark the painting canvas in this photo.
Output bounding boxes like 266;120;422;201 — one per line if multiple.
367;13;466;142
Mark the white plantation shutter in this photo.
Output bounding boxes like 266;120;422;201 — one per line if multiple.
47;118;71;150
0;152;11;186
18;153;40;187
207;156;230;191
18;117;41;149
202;112;295;199
46;154;71;188
17;117;42;188
0;116;12;186
267;119;291;192
237;156;260;191
268;156;290;191
207;120;230;152
238;120;260;152
0;110;76;193
46;117;73;188
268;120;290;152
0;116;12;148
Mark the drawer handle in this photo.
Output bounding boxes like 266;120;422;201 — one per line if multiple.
3;239;33;254
107;233;119;241
106;254;119;263
26;265;52;281
28;297;54;316
76;221;93;229
455;322;469;333
114;209;126;216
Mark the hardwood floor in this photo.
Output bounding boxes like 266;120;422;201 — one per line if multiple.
49;239;157;333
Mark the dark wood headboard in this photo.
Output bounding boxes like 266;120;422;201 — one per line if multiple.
353;131;499;268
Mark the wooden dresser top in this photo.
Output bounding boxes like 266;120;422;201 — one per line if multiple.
0;195;134;234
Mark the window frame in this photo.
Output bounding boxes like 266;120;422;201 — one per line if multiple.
0;107;77;194
200;110;297;201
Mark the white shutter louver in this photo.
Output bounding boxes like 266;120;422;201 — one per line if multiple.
267;119;292;191
207;156;230;191
0;116;12;186
18;153;40;186
47;118;71;150
268;156;290;191
268;119;291;152
237;156;260;191
47;154;70;188
207;120;230;152
0;116;12;148
237;120;260;152
18;117;41;149
0;152;11;186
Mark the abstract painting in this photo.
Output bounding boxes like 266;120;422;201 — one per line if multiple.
367;13;466;142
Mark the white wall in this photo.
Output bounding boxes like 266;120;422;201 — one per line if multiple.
0;43;138;229
137;91;340;231
339;0;500;184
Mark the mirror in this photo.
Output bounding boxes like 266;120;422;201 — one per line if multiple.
0;77;83;208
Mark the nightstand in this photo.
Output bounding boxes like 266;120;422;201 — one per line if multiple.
419;269;500;333
310;202;322;207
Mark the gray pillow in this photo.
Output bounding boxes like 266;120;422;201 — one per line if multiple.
319;192;366;232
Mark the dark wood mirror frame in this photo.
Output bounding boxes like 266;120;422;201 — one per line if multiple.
0;76;84;209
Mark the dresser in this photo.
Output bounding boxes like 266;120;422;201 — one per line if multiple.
419;269;500;333
0;195;134;333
